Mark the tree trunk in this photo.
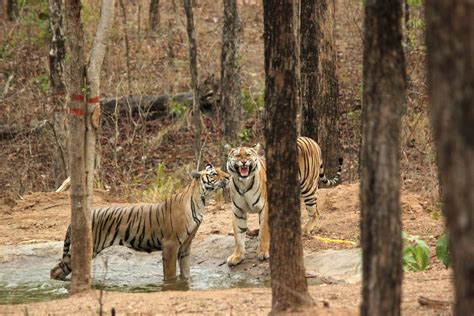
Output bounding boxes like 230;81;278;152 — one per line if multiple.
48;0;69;188
7;0;17;21
360;1;406;315
263;0;314;312
149;0;160;32
426;1;474;314
220;0;242;177
300;0;319;140
183;0;202;169
85;0;115;252
64;0;91;294
300;0;341;177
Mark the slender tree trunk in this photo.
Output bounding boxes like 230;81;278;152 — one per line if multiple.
426;1;474;314
7;0;17;21
360;0;406;315
48;0;69;188
119;0;132;95
149;0;160;32
85;0;115;244
183;0;202;168
263;0;314;312
220;0;242;175
64;0;91;294
300;0;319;140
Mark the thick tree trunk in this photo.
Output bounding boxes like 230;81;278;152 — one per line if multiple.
426;1;474;314
263;0;314;312
149;0;160;32
316;0;340;178
48;0;69;188
64;0;91;294
360;1;406;315
220;0;242;173
300;0;319;140
183;0;202;168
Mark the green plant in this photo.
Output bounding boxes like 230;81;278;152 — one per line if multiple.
142;163;182;203
402;232;430;272
169;101;187;118
436;232;450;268
238;128;252;142
242;89;264;115
32;74;49;93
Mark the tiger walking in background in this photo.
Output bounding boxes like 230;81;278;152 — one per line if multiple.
50;164;230;281
225;136;342;266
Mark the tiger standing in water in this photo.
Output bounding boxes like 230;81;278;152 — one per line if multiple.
225;136;342;266
50;164;230;281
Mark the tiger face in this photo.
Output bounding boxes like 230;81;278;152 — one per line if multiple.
192;163;230;191
226;145;261;179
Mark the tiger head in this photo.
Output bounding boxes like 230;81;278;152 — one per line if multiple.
225;144;261;179
191;163;230;194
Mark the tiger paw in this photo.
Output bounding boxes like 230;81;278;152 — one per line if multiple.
257;249;269;261
227;253;244;266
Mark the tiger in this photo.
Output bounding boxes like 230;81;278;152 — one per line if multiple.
50;163;230;281
225;136;342;266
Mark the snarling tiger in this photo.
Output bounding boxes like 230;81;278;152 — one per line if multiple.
225;136;342;266
50;164;230;281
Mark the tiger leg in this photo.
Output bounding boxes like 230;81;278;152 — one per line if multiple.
50;226;72;280
50;253;72;280
257;206;270;260
227;207;247;266
303;196;319;235
178;243;192;279
162;240;179;281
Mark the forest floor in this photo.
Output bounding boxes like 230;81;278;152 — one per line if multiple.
0;183;452;315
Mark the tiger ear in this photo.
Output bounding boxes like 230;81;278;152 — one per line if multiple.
205;163;214;171
191;171;201;179
254;143;261;153
224;144;232;153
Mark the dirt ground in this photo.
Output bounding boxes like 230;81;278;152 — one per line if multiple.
0;183;453;315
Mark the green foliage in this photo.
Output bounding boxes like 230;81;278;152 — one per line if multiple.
238;128;253;142
402;232;430;272
142;163;182;203
169;102;188;118
407;0;422;7
32;74;49;93
436;232;450;268
242;89;264;115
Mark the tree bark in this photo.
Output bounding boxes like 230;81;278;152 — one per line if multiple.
183;0;202;169
7;0;17;21
48;0;69;188
360;0;406;315
149;0;160;32
426;1;474;314
315;0;340;178
263;0;314;312
85;0;115;250
300;0;319;140
64;0;91;294
220;0;242;174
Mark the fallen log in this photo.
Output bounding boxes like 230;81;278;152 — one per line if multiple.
100;75;219;118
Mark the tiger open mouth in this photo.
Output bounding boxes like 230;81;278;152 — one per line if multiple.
239;165;249;177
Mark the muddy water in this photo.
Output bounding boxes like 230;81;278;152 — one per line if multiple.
0;235;360;305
